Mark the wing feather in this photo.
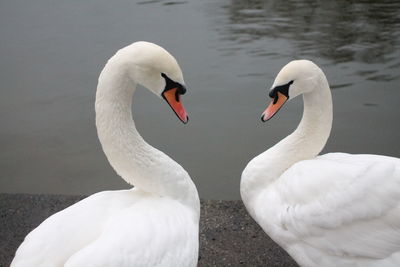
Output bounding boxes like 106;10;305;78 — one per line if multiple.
11;190;165;267
258;153;400;260
65;198;198;267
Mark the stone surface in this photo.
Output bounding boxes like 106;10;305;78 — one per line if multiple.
0;194;298;267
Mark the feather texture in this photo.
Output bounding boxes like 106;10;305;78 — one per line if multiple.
11;42;199;267
241;60;400;267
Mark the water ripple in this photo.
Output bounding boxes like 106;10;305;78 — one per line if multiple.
206;0;400;82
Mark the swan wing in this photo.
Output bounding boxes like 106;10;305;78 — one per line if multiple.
64;197;199;267
11;190;144;267
258;153;400;260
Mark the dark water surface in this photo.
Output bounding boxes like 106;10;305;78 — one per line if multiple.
1;0;400;199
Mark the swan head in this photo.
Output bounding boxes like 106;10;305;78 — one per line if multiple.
120;41;188;123
261;60;323;122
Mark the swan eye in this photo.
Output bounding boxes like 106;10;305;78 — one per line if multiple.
269;80;294;99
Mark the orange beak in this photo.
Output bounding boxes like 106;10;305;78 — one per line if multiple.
261;91;288;122
162;88;189;124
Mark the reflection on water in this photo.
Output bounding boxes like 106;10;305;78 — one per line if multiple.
0;0;399;199
211;0;400;83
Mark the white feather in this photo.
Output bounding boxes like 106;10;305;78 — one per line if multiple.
241;60;400;267
11;42;199;267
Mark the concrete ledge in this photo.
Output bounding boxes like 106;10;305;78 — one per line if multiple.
0;194;297;266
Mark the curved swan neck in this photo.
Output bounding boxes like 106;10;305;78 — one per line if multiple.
241;72;332;208
292;73;332;156
95;56;199;211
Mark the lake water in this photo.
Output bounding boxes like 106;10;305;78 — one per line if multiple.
1;0;399;199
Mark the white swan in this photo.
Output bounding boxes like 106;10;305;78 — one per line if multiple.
11;42;200;267
241;60;400;267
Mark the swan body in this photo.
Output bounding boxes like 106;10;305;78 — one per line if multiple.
241;60;400;267
12;42;200;267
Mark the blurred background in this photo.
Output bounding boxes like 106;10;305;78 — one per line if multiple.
1;0;399;200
